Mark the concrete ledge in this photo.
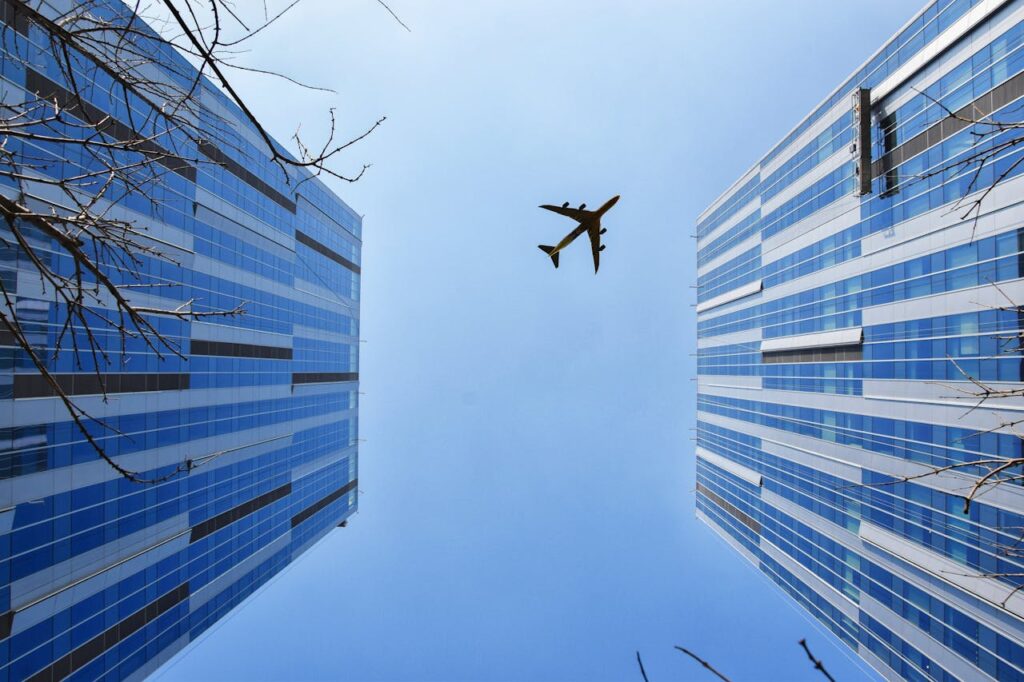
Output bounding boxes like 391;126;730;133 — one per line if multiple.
697;446;763;487
696;280;762;314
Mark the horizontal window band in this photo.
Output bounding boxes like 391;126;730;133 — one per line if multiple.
13;372;190;398
859;521;1024;622
0;0;29;34
291;479;357;528
292;372;358;385
11;527;192;623
190;339;293;360
762;345;863;364
25;582;189;682
696;482;761;535
197;140;296;213
295;230;361;274
190;483;292;543
760;327;863;353
24;70;196;182
873;70;1024;185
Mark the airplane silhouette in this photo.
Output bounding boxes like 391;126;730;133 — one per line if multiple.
537;195;619;273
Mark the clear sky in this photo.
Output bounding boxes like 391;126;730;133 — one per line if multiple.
155;2;924;680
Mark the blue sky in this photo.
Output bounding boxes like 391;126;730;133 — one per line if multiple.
156;2;923;680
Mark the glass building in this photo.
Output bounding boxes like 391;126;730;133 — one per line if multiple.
696;1;1024;679
0;1;359;679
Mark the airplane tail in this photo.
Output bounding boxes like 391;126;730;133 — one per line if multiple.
538;245;559;268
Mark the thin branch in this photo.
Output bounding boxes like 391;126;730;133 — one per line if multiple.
375;0;411;32
798;639;835;682
674;646;732;682
635;651;649;682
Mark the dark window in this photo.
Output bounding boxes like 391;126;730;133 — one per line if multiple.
25;70;196;182
13;373;189;398
291;479;357;528
696;482;761;535
295;231;361;274
292;372;358;385
762;345;863;364
190;483;292;542
197;140;296;213
191;339;293;360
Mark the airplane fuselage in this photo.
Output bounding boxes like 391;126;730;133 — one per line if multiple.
548;195;619;255
537;195;620;273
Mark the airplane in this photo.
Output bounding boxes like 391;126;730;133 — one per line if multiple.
537;195;619;273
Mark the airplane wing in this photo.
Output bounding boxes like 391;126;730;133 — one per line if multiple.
588;226;601;273
539;204;589;221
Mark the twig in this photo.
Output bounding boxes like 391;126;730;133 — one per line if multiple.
798;639;836;682
636;651;649;682
375;0;411;31
674;646;732;682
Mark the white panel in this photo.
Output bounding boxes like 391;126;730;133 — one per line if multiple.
191;321;292;346
760;327;862;352
760;440;862;484
695;280;762;314
698;375;762;391
696;447;763;487
863;380;1024;415
862;278;1024;327
860;521;1024;622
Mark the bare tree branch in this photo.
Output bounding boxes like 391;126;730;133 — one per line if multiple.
798;639;836;682
635;651;650;682
375;0;411;32
674;646;733;682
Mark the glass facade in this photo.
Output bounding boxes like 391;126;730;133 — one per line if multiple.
0;1;359;680
696;1;1024;680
